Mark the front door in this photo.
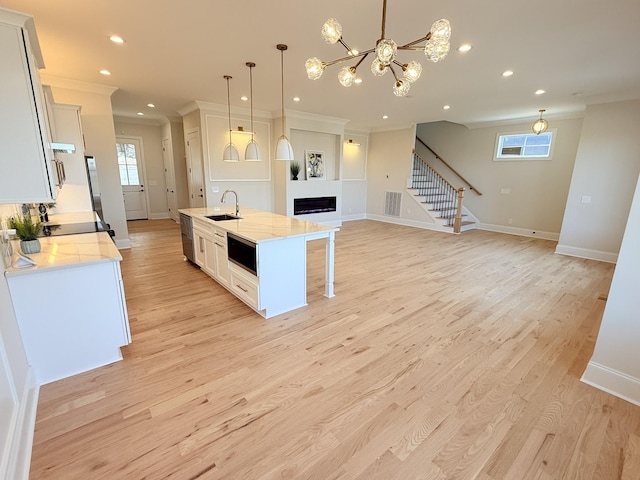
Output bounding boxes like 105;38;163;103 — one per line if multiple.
116;137;148;220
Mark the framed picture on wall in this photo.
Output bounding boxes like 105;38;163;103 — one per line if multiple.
305;150;325;180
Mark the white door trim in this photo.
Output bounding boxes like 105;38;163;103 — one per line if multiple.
116;135;151;220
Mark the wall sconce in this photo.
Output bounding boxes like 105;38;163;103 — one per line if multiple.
345;139;361;146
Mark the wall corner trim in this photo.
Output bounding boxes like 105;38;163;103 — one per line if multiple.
581;361;640;407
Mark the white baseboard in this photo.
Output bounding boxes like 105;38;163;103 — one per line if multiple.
149;213;170;220
341;213;367;222
476;223;560;241
5;368;39;480
581;361;640;407
115;238;132;249
366;214;452;234
555;244;618;263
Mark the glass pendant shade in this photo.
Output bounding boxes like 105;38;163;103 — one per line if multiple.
376;38;397;64
338;66;356;87
425;38;450;63
393;80;410;97
371;57;388;77
275;135;294;161
245;139;261;161
305;57;325;80
532;119;548;135
223;142;240;162
430;19;452;41
403;61;422;83
321;18;342;44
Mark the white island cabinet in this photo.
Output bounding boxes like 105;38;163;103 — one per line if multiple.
180;208;339;319
5;233;131;385
0;8;58;203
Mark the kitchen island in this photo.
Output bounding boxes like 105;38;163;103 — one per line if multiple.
4;232;130;384
179;207;339;318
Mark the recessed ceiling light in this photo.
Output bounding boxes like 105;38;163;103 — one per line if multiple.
147;103;155;108
240;96;248;101
99;69;111;76
457;44;472;52
382;115;388;119
354;78;363;84
109;35;125;44
293;97;300;102
136;112;144;116
502;70;514;77
535;89;545;95
443;105;451;110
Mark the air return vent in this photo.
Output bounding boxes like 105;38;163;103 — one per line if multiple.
384;191;402;217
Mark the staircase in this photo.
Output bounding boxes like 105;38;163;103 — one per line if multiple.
407;151;476;233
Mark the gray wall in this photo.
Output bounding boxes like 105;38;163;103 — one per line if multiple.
416;117;583;238
557;100;640;262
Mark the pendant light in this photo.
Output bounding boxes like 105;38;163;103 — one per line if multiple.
244;62;262;161
223;75;239;162
532;109;548;135
275;44;294;161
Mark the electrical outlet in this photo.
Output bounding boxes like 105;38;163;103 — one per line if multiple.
212;187;219;193
500;188;511;194
581;195;592;204
508;218;513;224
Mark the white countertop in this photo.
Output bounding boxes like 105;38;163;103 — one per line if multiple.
4;232;121;277
179;207;339;243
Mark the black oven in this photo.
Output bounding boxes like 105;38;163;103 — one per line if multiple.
227;232;257;276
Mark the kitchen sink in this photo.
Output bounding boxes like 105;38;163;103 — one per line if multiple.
205;214;241;221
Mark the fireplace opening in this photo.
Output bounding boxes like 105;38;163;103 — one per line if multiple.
294;196;337;215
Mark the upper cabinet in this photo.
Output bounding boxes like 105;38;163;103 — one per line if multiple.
0;8;58;204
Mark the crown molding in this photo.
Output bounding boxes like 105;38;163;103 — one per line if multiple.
40;75;118;96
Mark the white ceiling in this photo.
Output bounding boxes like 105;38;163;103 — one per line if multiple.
2;0;640;131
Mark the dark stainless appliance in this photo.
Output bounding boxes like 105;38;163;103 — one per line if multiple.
40;220;115;242
85;156;104;221
227;232;257;276
180;213;195;264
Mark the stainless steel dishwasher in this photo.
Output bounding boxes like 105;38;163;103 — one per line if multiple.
179;213;195;264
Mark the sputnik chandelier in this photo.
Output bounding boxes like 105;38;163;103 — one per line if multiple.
305;0;451;97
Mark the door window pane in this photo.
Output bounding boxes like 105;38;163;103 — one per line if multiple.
116;142;140;185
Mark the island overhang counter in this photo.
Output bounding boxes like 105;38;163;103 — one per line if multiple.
178;207;339;318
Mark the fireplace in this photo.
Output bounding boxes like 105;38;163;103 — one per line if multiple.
294;196;337;215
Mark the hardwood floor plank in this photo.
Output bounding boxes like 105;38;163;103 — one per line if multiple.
27;219;640;479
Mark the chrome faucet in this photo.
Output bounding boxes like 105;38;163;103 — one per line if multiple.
221;189;240;217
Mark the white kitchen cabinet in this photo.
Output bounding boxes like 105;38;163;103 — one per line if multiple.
213;226;229;287
5;234;131;385
0;9;58;203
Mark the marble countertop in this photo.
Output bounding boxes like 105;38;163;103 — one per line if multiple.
179;207;339;243
4;232;121;277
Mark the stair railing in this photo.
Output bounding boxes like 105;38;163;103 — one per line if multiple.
412;150;465;233
415;136;482;196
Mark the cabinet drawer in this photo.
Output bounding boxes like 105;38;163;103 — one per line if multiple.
213;227;227;244
229;267;259;310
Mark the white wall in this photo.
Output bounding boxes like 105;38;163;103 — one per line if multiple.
557;100;640;262
44;77;130;248
581;173;640;405
416;117;583;238
114;119;169;219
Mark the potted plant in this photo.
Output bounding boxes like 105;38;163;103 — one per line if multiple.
9;213;42;254
290;161;301;180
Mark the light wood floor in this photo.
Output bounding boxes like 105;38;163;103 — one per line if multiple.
29;220;640;479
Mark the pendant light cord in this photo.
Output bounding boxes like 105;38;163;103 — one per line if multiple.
225;76;232;146
249;65;255;142
280;47;286;137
